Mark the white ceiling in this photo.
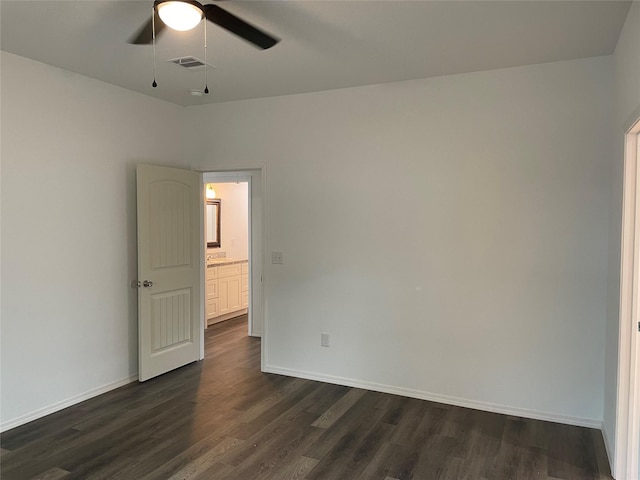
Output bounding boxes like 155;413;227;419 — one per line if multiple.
0;1;632;106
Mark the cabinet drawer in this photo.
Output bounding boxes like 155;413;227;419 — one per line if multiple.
206;266;218;280
241;262;249;274
241;273;249;292
218;263;242;278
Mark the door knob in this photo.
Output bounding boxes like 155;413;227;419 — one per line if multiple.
143;280;153;288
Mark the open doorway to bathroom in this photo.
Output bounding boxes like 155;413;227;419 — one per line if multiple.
204;181;250;330
202;169;264;343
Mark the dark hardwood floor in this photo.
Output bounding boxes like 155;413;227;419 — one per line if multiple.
1;315;612;480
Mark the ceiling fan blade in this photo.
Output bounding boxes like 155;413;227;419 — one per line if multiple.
202;4;279;50
128;10;167;45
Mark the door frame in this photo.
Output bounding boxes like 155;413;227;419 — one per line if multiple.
203;173;254;334
616;109;640;480
201;166;266;365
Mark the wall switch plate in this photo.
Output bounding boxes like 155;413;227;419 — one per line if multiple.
321;332;330;347
271;251;283;264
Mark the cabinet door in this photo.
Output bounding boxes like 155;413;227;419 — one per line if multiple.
242;292;249;308
227;276;241;312
218;278;230;315
206;279;219;319
207;279;219;300
217;274;242;316
205;277;219;320
241;273;249;308
206;299;219;319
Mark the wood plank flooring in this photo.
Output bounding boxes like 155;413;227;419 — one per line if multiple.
1;316;612;480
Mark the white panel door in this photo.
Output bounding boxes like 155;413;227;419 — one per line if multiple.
137;164;201;382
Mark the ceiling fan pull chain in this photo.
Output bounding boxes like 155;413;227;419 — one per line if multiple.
203;18;209;94
152;5;158;88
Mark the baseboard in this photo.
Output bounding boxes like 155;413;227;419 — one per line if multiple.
1;365;603;435
0;374;139;433
602;423;618;479
263;365;602;429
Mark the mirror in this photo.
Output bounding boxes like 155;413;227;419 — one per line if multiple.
206;199;221;248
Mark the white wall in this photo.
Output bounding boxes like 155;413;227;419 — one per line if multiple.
0;47;622;435
603;0;640;474
187;56;613;425
207;182;249;260
0;52;187;429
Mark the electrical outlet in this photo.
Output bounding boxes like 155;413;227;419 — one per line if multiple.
321;333;330;347
271;251;283;264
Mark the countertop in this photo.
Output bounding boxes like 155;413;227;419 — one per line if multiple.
206;258;248;267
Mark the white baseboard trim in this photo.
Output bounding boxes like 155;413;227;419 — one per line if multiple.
0;374;139;433
264;365;602;429
602;423;618;479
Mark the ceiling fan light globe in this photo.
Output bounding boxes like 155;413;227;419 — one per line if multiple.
157;1;203;31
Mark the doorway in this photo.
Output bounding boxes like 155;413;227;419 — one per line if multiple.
616;112;640;480
204;181;250;330
202;170;264;344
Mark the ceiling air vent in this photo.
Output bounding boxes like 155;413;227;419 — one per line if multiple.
167;56;212;70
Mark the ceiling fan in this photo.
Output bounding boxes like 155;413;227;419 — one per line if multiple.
129;0;280;50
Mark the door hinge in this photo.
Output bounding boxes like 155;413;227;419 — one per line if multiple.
638;321;639;332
